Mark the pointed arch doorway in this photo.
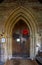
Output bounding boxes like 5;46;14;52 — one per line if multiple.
4;7;38;61
12;19;30;58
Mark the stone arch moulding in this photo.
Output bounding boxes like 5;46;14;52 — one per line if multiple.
4;6;38;34
4;6;38;60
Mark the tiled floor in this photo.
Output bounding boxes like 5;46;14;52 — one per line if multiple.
4;59;38;65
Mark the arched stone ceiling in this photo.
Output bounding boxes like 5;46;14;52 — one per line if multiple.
0;0;40;3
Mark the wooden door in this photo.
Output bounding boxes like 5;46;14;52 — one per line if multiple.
12;20;30;58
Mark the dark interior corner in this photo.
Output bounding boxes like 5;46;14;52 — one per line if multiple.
0;0;4;3
38;0;42;3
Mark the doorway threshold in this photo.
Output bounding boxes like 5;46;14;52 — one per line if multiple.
11;57;30;60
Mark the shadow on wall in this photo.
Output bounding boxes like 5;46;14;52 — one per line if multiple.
0;0;4;3
38;0;42;3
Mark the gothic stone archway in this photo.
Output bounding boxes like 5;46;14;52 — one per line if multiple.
3;6;38;61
